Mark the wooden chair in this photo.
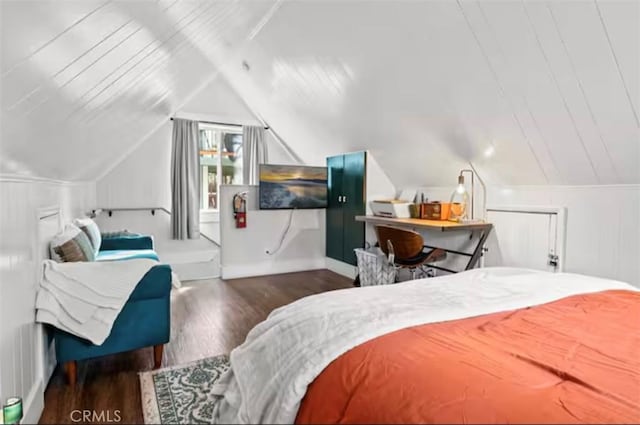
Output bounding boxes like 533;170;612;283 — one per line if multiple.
375;225;446;280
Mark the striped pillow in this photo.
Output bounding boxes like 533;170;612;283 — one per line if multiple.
50;224;95;262
73;231;95;261
73;218;102;255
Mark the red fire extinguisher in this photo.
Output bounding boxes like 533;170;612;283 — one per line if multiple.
233;192;247;228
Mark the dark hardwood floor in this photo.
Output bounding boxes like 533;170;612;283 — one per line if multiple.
39;269;352;424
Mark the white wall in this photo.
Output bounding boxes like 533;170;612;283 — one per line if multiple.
417;184;640;286
220;185;326;279
199;211;221;245
174;77;265;128
97;122;173;210
0;177;95;424
364;152;397;245
97;74;298;212
96;121;297;254
97;126;296;210
94;74;295;259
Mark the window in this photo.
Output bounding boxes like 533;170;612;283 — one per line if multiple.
199;124;243;210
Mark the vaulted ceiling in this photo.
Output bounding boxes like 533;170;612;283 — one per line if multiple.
0;0;275;180
1;0;638;186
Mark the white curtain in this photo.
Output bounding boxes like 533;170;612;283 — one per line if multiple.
171;118;200;239
243;126;268;185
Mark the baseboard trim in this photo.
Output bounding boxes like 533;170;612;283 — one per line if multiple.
23;378;45;425
170;260;220;281
325;257;357;279
222;258;326;279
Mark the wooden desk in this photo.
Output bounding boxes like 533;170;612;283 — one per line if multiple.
355;216;492;232
355;215;493;273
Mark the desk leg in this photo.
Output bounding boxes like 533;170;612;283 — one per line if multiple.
465;227;492;270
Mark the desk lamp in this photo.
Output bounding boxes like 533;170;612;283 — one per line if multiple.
449;174;470;221
448;169;486;222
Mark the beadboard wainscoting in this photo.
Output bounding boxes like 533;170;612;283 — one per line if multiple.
0;176;96;424
417;184;640;286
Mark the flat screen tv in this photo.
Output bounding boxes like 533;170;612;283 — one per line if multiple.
259;164;328;209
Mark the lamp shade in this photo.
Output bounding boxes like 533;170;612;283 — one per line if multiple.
456;175;466;194
449;174;469;221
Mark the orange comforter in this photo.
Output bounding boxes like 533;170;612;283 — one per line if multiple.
296;290;640;424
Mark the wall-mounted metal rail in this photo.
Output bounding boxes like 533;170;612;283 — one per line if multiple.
169;117;268;130
95;207;218;246
93;207;169;217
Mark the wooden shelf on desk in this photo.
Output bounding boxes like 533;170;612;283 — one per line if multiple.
355;215;493;232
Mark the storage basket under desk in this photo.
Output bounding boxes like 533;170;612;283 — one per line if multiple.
354;247;397;286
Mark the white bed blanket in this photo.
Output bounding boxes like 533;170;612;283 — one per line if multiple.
212;267;636;424
36;259;159;345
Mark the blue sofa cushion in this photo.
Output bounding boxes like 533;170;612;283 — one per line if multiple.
96;249;159;262
100;235;154;251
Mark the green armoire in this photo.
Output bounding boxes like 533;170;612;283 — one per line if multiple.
326;151;366;265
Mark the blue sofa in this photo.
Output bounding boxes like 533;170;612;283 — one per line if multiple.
53;234;171;385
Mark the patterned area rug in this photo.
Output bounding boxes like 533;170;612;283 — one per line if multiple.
139;354;229;424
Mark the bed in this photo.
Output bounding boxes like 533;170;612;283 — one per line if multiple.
211;268;640;424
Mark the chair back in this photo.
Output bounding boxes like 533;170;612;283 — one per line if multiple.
375;225;424;260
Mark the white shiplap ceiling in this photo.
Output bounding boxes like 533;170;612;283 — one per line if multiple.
0;0;277;180
1;0;638;186
217;0;639;186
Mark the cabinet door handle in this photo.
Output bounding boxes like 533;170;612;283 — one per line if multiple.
343;196;347;203
338;195;343;203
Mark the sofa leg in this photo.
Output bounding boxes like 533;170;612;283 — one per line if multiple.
153;344;164;369
64;361;77;387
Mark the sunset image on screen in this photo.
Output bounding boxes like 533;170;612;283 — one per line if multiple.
259;165;328;209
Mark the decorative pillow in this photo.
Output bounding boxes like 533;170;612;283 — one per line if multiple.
73;218;102;255
73;231;96;261
49;224;95;262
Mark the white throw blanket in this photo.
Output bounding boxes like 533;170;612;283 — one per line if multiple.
212;267;636;424
36;259;159;345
